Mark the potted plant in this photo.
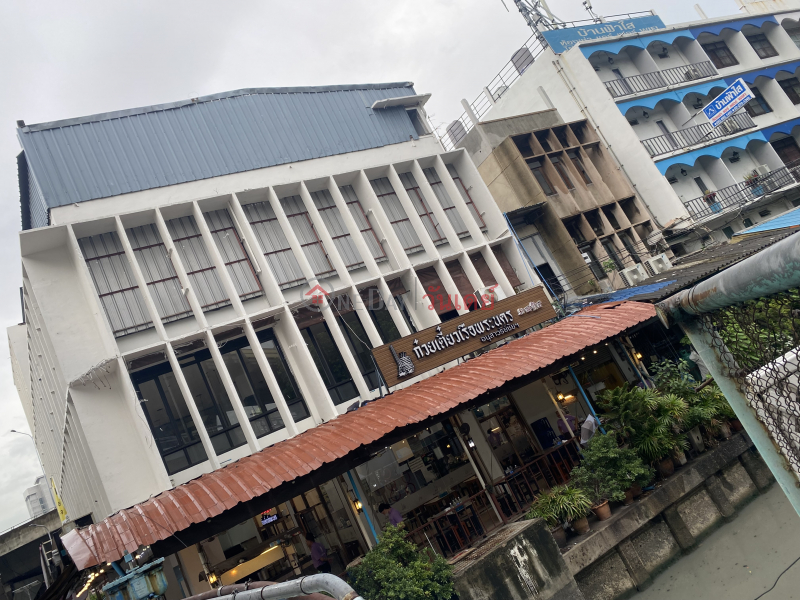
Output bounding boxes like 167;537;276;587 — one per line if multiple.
569;434;651;519
529;485;592;536
744;172;764;196
349;525;455;600
527;492;567;547
702;189;721;213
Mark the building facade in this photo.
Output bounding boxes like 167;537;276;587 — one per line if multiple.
9;82;541;525
23;476;55;519
448;4;800;255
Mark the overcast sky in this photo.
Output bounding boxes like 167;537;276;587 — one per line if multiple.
0;0;742;531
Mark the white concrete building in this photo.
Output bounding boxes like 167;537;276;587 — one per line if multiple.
23;476;55;519
8;83;539;525
448;3;800;255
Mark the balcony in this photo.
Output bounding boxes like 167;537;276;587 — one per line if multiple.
640;112;757;158
683;161;800;222
603;61;717;99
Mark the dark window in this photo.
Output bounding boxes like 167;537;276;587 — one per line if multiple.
535;262;565;296
722;226;735;239
780;78;800;104
565;220;586;243
550;156;575;190
745;86;772;117
786;26;800;49
743;218;754;227
694;177;710;194
702;41;739;68
360;290;403;343
302;322;359;405
602;241;624;270
527;159;556;195
568;151;592;184
746;33;778;59
337;311;380;391
218;329;309;437
583;247;607;280
620;232;641;265
603;207;621;230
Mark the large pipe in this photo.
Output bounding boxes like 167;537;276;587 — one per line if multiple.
183;577;362;600
657;231;800;327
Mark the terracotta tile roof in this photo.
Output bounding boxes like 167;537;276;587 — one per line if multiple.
61;301;655;570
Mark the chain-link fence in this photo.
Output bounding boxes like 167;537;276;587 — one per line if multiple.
697;288;800;483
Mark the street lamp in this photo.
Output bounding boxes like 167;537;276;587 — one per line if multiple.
9;430;46;478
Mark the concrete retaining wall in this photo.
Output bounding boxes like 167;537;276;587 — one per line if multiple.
567;433;774;600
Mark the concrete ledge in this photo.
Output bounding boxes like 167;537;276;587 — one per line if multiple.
564;433;752;576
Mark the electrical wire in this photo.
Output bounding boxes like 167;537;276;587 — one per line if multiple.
752;554;800;599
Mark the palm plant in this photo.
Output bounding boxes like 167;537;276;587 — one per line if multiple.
528;485;592;527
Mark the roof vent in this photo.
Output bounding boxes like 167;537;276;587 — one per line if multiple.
16;120;25;128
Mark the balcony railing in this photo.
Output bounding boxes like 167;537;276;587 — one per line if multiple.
683;161;800;222
641;112;757;158
604;61;717;98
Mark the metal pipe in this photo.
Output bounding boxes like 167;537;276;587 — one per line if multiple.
567;365;605;434
656;230;800;327
184;576;363;600
346;471;378;544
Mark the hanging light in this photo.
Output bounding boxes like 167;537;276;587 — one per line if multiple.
635;352;643;359
642;110;649;119
681;168;688;176
607;55;614;64
354;500;363;512
557;393;565;400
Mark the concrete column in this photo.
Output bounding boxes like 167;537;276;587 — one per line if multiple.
662;506;696;551
704;474;736;519
268;188;317;284
203;330;258;452
723;30;762;70
409;160;463;249
386;165;439;255
112;218;168;340
678;38;712;65
766;22;800;60
326;177;381;277
406;269;442;329
761;77;797;119
449;150;508;239
457;251;486;296
319;298;372;401
273;306;337;423
351;171;410;270
433;259;470;316
617;539;650;589
481;244;516;297
665;101;694;131
298;182;352;281
629;47;659;75
155;208;209;329
165;344;220;469
739;449;776;491
377;278;412;337
348;285;383;347
192;202;245;316
751;139;785;169
432;155;485;241
227;193;284;307
242;320;299;438
698;156;737;190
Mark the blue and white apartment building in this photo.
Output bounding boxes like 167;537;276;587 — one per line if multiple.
449;0;800;254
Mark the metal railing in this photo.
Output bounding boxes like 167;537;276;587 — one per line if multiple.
439;11;658;151
641;112;756;158
604;61;717;98
683;161;800;222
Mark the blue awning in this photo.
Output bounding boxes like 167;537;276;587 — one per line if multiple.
725;61;800;85
689;15;778;37
760;117;800;140
655;130;767;173
616;79;727;113
580;30;695;57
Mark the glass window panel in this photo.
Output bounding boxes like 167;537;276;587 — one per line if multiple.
211;432;232;455
158;371;198;444
372;304;402;343
308;323;351;384
137;380;180;453
240;348;277;411
180;363;224;434
221;351;262;418
251;416;271;437
186;443;207;465
163;451;190;475
302;329;333;387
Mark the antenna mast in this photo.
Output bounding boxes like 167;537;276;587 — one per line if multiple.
511;0;602;45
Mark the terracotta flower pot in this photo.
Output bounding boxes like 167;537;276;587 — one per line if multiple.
630;483;643;498
550;526;567;548
572;516;590;534
673;451;688;467
658;457;675;478
623;488;635;505
719;422;732;440
730;419;744;432
592;500;611;521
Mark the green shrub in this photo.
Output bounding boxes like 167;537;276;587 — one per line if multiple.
527;485;592;527
348;525;454;600
569;433;653;505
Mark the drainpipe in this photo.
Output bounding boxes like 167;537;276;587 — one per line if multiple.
346;471;379;544
196;543;217;588
567;365;606;434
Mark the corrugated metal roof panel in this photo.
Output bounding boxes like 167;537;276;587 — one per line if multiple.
732;205;800;238
18;84;419;212
60;301;656;570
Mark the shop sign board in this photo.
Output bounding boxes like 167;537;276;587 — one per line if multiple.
702;78;753;128
372;287;556;388
541;15;666;54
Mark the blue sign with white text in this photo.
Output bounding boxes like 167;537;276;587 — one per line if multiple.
542;16;667;54
702;78;753;127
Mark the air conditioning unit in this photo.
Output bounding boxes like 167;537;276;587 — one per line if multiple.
684;67;702;81
755;164;770;176
618;264;648;287
643;253;673;276
719;120;741;135
474;286;507;309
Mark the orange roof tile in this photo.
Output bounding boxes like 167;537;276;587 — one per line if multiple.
61;301;655;569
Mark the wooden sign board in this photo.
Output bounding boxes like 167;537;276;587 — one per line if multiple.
372;286;556;388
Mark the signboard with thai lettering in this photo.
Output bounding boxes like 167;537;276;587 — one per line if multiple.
541;15;666;54
372;287;556;388
702;78;753;128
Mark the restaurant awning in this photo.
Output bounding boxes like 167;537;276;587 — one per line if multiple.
61;301;655;570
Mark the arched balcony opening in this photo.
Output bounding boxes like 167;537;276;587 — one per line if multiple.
780;17;800;50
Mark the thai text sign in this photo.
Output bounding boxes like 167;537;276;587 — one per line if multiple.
703;78;753;127
372;287;556;388
542;16;666;54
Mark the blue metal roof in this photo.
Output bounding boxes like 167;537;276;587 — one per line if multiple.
733;206;800;237
18;83;420;212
